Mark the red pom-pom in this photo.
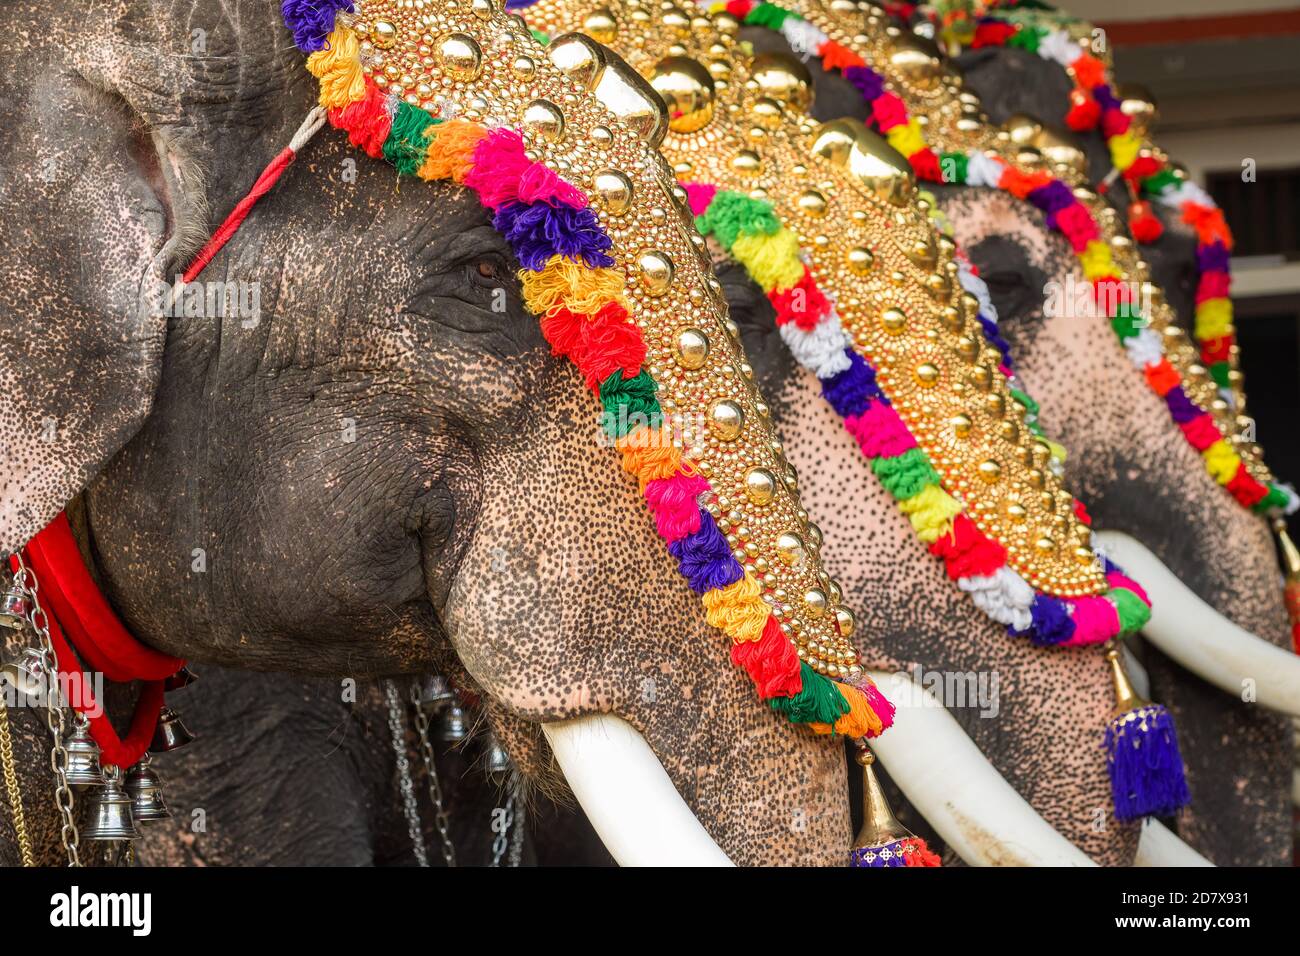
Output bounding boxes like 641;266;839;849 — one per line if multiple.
575;303;645;391
1128;200;1164;243
769;267;830;331
1226;465;1269;508
908;148;942;183
1066;88;1101;131
1073;498;1092;527
928;514;1007;580
972;22;1015;48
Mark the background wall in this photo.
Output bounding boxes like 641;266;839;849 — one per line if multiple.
1071;1;1300;494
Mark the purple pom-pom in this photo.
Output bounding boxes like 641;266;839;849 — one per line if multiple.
282;0;355;53
494;201;615;271
977;316;1013;370
1164;386;1201;424
668;511;745;594
842;66;886;103
1196;241;1230;273
821;349;885;418
1027;180;1075;216
1105;703;1191;821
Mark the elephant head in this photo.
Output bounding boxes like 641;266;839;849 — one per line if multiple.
739;0;1298;863
731;3;1297;864
0;0;903;866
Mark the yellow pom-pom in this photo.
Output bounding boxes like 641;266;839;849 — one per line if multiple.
306;26;367;108
520;256;629;317
898;484;961;543
1108;130;1143;172
730;228;805;293
1194;298;1234;342
1203;440;1240;485
1080;240;1120;281
701;574;770;643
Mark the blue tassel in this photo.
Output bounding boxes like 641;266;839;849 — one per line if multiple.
1103;646;1190;821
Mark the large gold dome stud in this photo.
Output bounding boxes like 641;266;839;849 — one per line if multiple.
848;246;874;274
1032;127;1087;177
593;169;633;215
708;399;745;441
1003;113;1042;147
373;19;398;48
523;99;566;142
638;250;675;296
437;33;483;81
649;56;717;134
673;328;709;369
582;7;618;44
889;33;943;90
834;606;856;638
776;532;807;568
744;468;778;506
1118;83;1158;137
749;52;813;112
548;31;608;89
811;118;914;207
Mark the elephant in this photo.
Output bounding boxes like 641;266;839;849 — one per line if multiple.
732;15;1296;864
0;0;878;866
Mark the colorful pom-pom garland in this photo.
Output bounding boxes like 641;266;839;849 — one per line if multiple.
915;0;1300;520
718;0;1298;521
687;183;1152;649
283;1;894;739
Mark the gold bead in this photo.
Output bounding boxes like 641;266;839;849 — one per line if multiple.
673;328;709;370
744;468;777;506
833;606;856;638
804;588;827;617
583;8;617;43
522;99;565;142
914;362;940;388
638;250;675;296
1006;502;1028;524
977;459;1001;483
775;532;806;567
1035;536;1056;554
848;247;874;274
373;20;398;48
437;33;483;81
797;189;828;217
708;399;745;441
732;149;762;174
955;336;979;361
512;55;536;78
880;307;907;335
950;414;972;439
593;169;633;215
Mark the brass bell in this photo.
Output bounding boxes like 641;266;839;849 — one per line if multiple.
415;674;456;711
150;706;196;752
436;702;470;744
63;714;106;788
125;756;172;823
82;767;139;842
483;730;512;783
0;584;31;630
0;647;49;704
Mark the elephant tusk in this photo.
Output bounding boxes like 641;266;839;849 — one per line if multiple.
866;672;1097;866
542;714;734;867
1135;820;1214;867
1094;531;1300;717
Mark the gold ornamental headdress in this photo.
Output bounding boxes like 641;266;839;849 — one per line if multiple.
280;0;895;739
517;0;1189;825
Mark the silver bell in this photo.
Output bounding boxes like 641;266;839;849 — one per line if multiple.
63;714;106;788
436;702;469;744
0;647;49;703
0;585;31;630
483;731;512;783
150;706;196;752
82;767;139;842
125;756;171;823
415;674;456;711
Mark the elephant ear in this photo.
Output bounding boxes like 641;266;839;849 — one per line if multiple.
0;79;183;554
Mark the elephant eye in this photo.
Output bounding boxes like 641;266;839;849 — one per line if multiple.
467;253;509;288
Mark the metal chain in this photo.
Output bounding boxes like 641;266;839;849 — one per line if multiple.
410;683;456;867
12;557;81;866
0;696;34;866
383;679;429;868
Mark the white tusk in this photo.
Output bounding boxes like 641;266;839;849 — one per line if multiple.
866;672;1097;866
542;714;734;867
1094;531;1300;717
1135;820;1214;867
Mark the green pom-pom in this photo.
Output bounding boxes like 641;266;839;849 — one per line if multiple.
599;369;661;438
745;2;794;28
1009;387;1040;417
769;664;850;726
695;190;781;250
1111;587;1151;637
1110;304;1144;340
1209;361;1231;388
529;28;550;46
872;448;941;501
1253;486;1291;514
383;101;435;176
1141;169;1181;196
1008;25;1045;51
939;151;969;184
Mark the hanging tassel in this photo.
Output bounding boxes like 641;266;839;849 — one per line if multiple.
1127;199;1164;243
1272;519;1300;654
1065;87;1101;132
1103;643;1190;822
848;741;941;867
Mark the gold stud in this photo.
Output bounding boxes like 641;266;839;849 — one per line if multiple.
583;8;618;43
804;588;827;618
977;459;1001;483
471;0;494;19
833;606;855;638
1035;536;1055;554
437;34;483;82
638;251;675;296
950;414;972;439
593;169;633;215
848;247;874;274
732;149;761;174
744;468;777;506
708;399;745;441
512;55;536;78
776;532;806;567
523;99;565;142
673;328;709;370
880;308;907;335
914;363;940;388
373;20;398;48
1006;502;1028;524
797;189;828;217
